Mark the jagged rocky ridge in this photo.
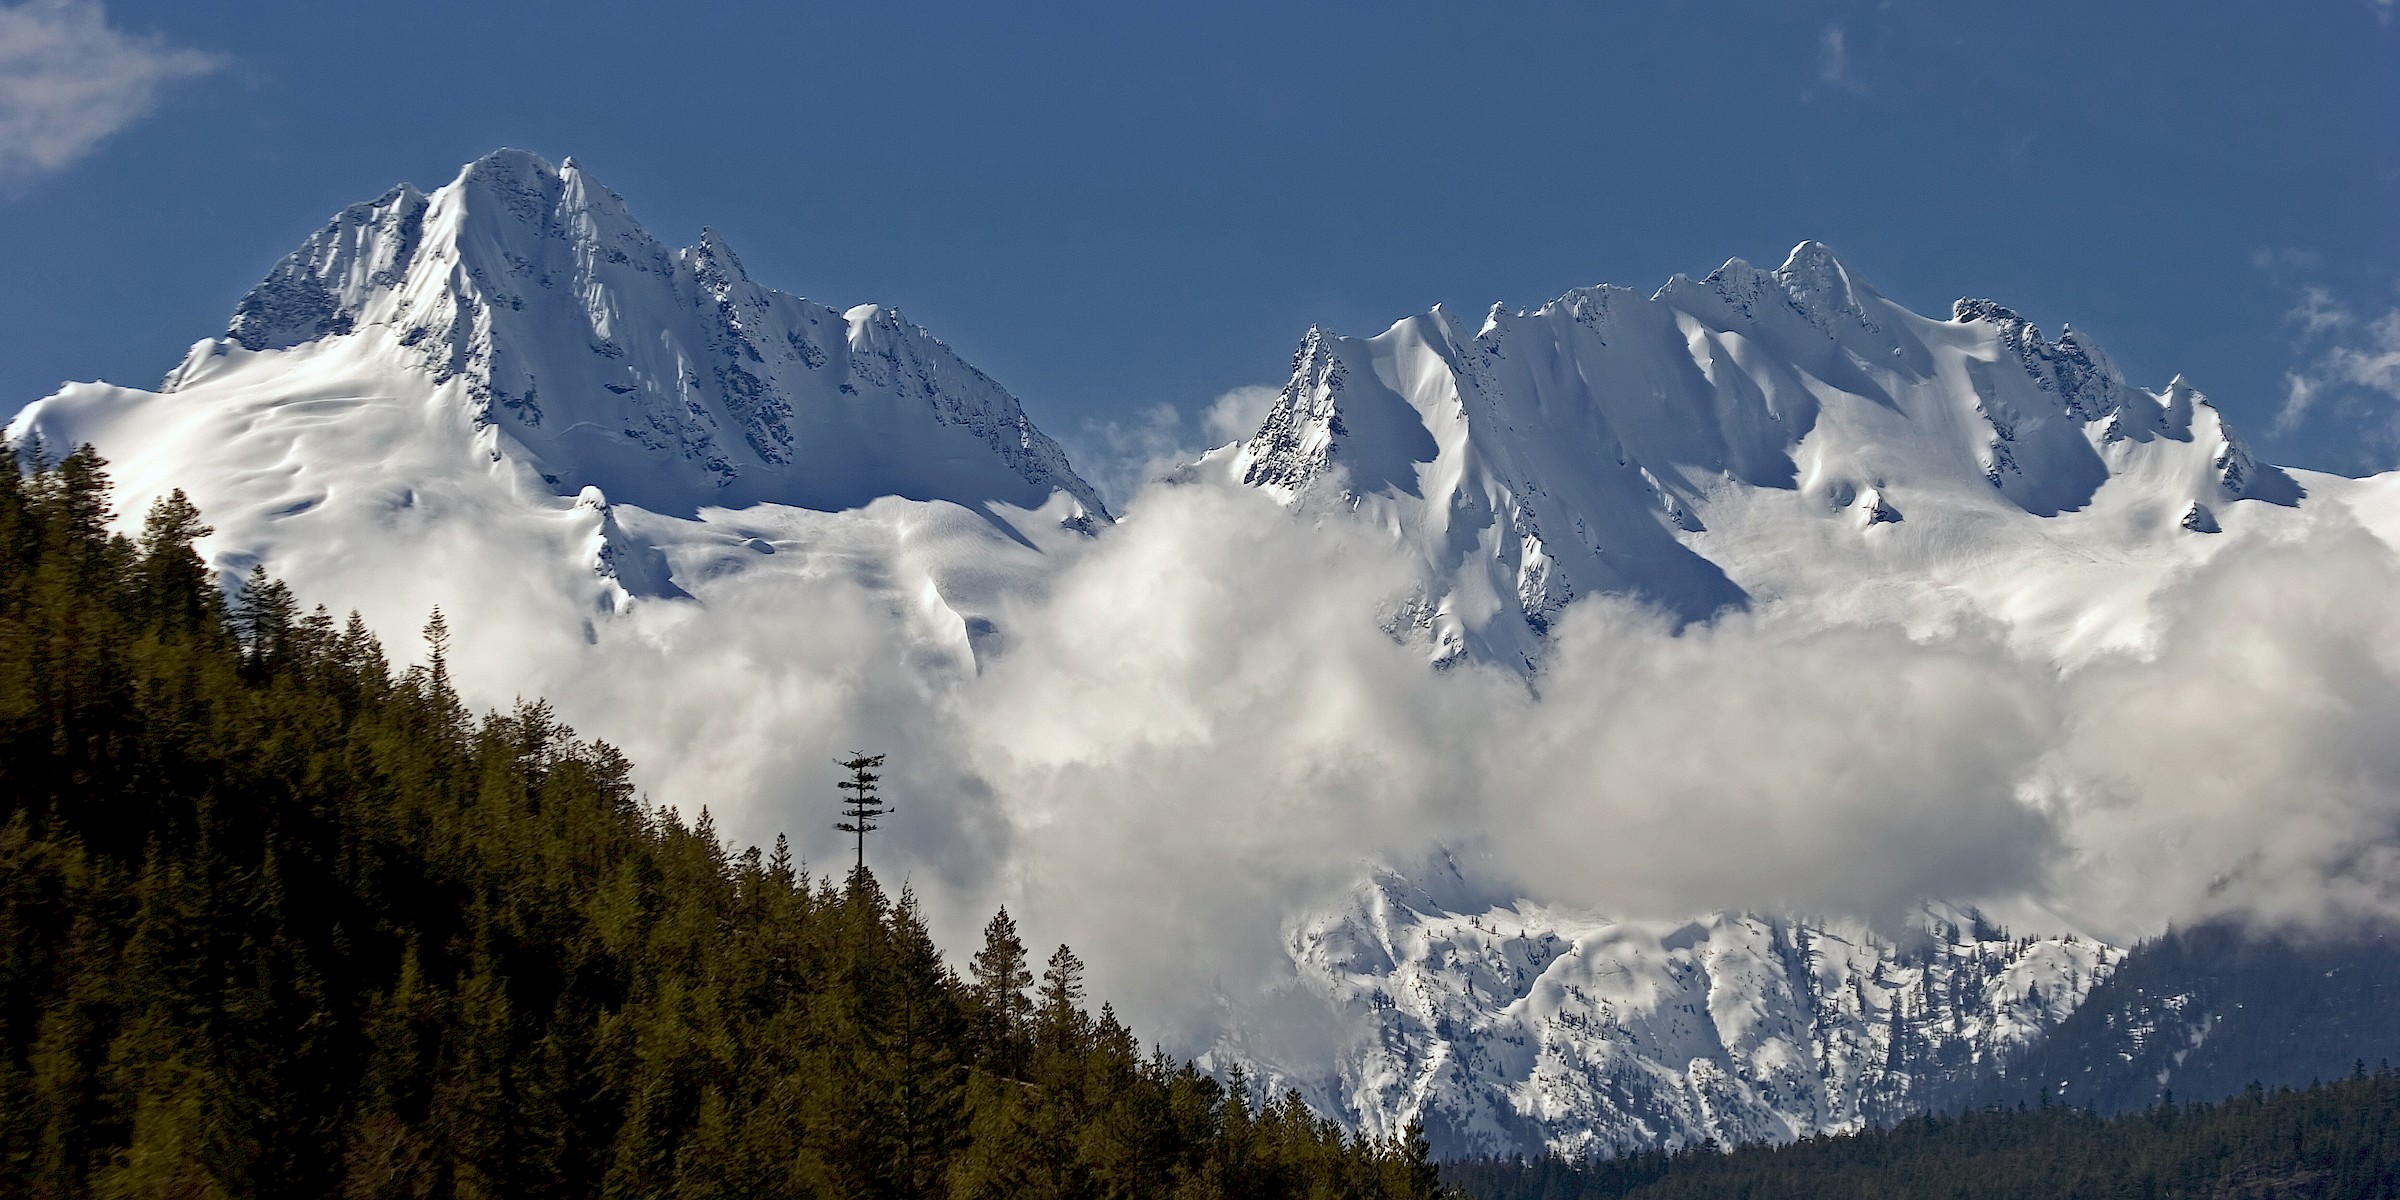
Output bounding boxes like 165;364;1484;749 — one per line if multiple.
1223;243;2301;669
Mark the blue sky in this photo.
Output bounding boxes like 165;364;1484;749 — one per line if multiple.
3;1;2395;475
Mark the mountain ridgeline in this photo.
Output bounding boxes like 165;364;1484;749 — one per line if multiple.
1218;242;2307;670
0;445;1438;1199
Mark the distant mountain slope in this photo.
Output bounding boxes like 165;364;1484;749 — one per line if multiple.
1216;863;2120;1160
1443;1072;2400;1200
1194;248;2400;1155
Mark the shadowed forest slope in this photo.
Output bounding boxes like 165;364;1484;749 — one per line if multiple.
0;442;1439;1200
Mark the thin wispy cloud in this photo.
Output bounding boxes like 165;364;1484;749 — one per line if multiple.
2252;246;2327;279
0;0;220;190
1203;383;1279;445
1815;23;1867;95
2274;285;2400;449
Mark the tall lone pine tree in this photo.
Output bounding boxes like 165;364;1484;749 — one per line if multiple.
836;751;891;879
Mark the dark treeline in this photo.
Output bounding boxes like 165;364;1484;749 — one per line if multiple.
1444;1072;2400;1200
0;442;1442;1199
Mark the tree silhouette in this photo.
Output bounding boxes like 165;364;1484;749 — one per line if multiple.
834;751;889;877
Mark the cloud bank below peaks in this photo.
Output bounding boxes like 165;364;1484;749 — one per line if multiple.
46;395;2398;1053
484;462;2400;1049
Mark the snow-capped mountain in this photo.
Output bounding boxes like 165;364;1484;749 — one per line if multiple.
1215;864;2120;1159
1187;244;2400;1155
194;148;1103;521
1220;242;2309;669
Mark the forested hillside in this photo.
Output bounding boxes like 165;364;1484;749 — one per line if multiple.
0;442;1441;1199
1444;1072;2400;1200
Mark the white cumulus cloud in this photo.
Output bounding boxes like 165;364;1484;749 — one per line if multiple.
1204;383;1280;444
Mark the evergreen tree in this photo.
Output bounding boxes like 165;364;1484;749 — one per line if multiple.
233;562;299;668
1039;944;1084;1015
967;908;1033;1075
135;489;213;630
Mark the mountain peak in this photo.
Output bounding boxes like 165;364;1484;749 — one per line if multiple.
181;150;1110;520
220;181;430;354
447;148;572;227
1772;239;1876;306
1773;238;1851;282
456;146;562;188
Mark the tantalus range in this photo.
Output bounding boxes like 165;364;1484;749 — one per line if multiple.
16;149;2398;1157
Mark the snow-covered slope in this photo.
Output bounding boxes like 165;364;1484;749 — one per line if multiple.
10;150;1106;692
1221;243;2309;669
1215;864;2119;1159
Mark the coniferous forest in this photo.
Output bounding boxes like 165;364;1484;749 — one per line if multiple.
1444;1072;2400;1200
0;442;1444;1199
